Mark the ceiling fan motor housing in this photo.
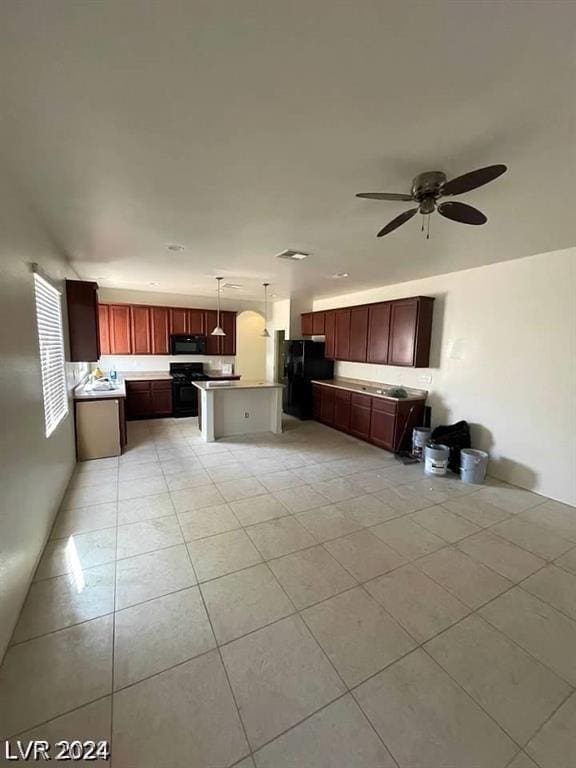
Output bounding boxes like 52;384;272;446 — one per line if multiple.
411;171;447;200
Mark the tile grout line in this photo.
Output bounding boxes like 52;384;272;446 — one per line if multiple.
160;442;256;767
5;421;574;754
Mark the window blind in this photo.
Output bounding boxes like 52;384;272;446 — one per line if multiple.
34;273;68;437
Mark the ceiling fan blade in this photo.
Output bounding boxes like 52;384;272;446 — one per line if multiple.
377;207;419;237
441;164;507;196
438;201;487;225
357;192;414;201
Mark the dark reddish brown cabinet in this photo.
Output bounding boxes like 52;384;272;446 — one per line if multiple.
335;309;351;360
98;302;237;356
312;311;326;335
169;308;188;335
349;305;369;362
301;295;434;368
388;297;434;367
130;306;152;354
150;307;170;354
125;379;173;420
108;305;132;354
367;302;391;364
333;389;351;431
324;310;336;359
369;398;396;450
349;393;372;440
66;280;101;362
98;305;111;355
301;312;314;336
312;382;426;453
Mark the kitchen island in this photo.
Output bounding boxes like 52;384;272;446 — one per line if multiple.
193;380;283;442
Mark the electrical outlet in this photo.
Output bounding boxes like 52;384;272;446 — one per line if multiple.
244;412;249;419
418;374;432;386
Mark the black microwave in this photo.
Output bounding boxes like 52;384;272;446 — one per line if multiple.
170;334;207;355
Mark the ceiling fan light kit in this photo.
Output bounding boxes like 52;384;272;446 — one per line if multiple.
357;164;507;238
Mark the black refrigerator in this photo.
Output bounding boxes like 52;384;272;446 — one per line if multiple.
282;340;334;419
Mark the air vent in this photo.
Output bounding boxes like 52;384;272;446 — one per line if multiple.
275;249;309;261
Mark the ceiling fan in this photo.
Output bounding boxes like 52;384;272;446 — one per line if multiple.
356;164;507;238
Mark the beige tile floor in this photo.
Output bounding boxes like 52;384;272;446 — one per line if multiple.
1;416;575;767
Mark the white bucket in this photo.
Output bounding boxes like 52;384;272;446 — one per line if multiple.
412;427;432;461
460;449;489;484
424;443;450;476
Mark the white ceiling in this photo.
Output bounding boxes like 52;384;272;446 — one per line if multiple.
1;0;574;300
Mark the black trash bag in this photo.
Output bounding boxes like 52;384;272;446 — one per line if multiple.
430;420;471;474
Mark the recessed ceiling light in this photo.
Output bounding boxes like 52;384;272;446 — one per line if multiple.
276;249;309;261
223;283;243;289
167;244;185;252
333;272;350;278
271;293;278;298
149;281;159;286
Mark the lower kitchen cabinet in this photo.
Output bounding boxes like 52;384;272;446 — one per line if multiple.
126;379;173;420
319;385;335;424
349;393;372;440
370;398;396;450
312;383;425;453
333;389;351;431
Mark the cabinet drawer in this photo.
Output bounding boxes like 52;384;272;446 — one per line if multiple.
372;397;397;414
151;379;172;391
125;380;150;392
351;392;371;408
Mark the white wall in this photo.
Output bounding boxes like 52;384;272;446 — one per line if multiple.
235;311;266;381
0;196;87;661
314;249;576;506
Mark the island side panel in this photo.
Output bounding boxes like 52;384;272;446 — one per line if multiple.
213;387;280;439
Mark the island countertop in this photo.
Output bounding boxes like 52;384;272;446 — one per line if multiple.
193;380;283;391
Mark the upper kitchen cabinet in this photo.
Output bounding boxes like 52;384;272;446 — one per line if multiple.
204;310;220;355
130;306;152;354
150;307;170;354
66;280;101;362
108;305;132;354
169;307;188;335
219;311;237;356
312;311;325;335
188;309;205;335
301;312;314;336
98;305;111;355
335;308;351;360
349;305;369;362
324;310;336;359
367;302;391;364
301;295;434;367
388;297;434;367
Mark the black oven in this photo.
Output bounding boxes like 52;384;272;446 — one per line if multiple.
170;362;208;417
170;334;207;355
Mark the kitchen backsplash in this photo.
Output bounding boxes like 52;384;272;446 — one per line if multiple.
99;355;236;372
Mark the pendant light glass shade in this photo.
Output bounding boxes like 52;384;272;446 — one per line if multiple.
261;282;270;337
211;277;226;336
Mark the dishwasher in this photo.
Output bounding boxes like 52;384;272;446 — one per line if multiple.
76;399;121;460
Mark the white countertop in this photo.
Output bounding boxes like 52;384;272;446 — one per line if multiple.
74;379;126;400
193;380;282;391
311;377;427;402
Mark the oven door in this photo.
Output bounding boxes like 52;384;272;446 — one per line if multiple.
173;383;199;416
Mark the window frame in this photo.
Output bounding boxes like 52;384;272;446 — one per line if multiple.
33;273;69;437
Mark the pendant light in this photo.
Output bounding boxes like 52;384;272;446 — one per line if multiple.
261;282;271;337
211;277;226;336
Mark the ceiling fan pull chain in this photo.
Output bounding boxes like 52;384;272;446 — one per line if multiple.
427;214;431;240
421;215;425;233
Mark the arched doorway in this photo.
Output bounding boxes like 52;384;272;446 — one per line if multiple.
235;310;266;380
